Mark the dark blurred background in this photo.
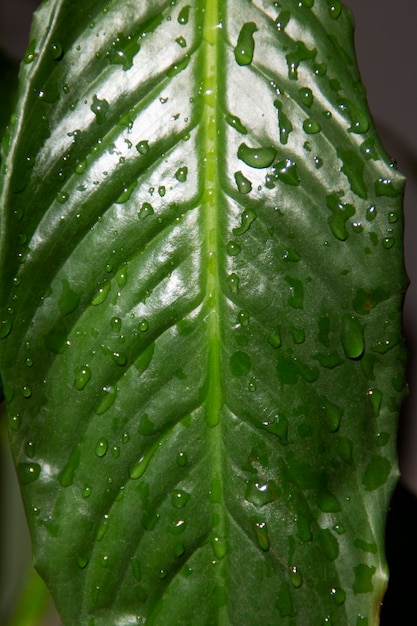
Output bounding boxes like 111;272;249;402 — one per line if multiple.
0;0;416;624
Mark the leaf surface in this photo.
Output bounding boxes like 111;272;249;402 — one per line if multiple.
0;1;407;624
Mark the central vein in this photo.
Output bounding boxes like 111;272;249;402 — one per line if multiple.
201;2;228;570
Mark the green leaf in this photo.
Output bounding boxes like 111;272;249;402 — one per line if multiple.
0;1;407;624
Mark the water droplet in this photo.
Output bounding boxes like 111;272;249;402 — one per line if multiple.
337;148;367;199
234;170;252;194
74;365;91;390
95;385;117;415
116;264;128;289
290;327;305;344
330;586;346;605
321;395;343;432
341;314;365;359
18;462;41;485
138;202;154;220
171;489;190;508
286;41;316;80
167;55;190;77
175;166;188;182
275;10;291;31
326;194;355;241
318;528;339;559
245;479;278;507
299;87;313;107
91;95;110;125
274;101;293;145
328;0;342;19
129;455;149;479
285;276;304;309
8;414;21;431
82;486;92;498
23;39;37;64
303;118;321;134
360;139;378;160
362;455;391;491
225;113;248;134
95;438;108;458
76;555;89;569
211;536;228;560
176;36;187;48
366;205;377;222
226;273;239;294
290;566;303;588
50;41;63;59
136;140;149;155
230;351;251;376
139;319;149;332
91;281;111;305
254;521;270;551
131;558;142;581
237;310;250;326
178;5;191;24
367;388;383;417
0;318;13;339
238;143;276;169
337;99;369;134
353;564;376;593
226;240;241;256
273;158;300;186
107;33;140;70
56;191;69;205
233;208;257;235
234;22;257;66
116;180;138;204
22;385;32;398
59;279;80;316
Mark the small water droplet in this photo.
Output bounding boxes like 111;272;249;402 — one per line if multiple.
22;385;32;398
171;489;190;508
289;566;303;588
176;451;188;467
82;486;92;498
91;282;111;305
248;377;257;392
139;319;149;332
225;113;248;134
234;22;257;66
50;41;63;59
341;314;365;359
8;414;21;431
274;100;294;145
176;35;187;48
226;240;241;256
175;166;188;182
95;438;108;458
230;350;251;376
95;385;117;415
254;521;270;551
299;87;313;107
136;140;149;155
245;479;278;506
116;180;138;204
76;555;89;569
0;318;13;339
23;39;37;64
237;310;250;326
286;41;316;80
107;33;140;70
74;365;91;391
328;0;342;19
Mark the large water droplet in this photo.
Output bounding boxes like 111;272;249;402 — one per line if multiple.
171;489;190;508
245;479;278;507
289;566;303;588
74;365;91;390
91;95;110;125
19;462;41;485
274;101;293;145
362;455;391;491
353;564;376;593
234;22;257;66
341;314;365;359
234;171;252;194
108;33;140;70
175;166;188;182
303;118;321;134
178;5;191;24
230;351;251;376
275;10;291;31
286;41;316;80
238;143;276;169
233;208;257;235
95;385;117;415
95;438;108;458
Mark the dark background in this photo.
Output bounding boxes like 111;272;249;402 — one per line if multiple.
0;1;416;624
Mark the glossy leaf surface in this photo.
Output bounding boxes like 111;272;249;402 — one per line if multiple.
0;0;407;624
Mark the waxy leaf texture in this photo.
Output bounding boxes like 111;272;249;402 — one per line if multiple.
0;0;407;624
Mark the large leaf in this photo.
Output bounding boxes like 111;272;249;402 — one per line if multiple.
0;0;407;624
